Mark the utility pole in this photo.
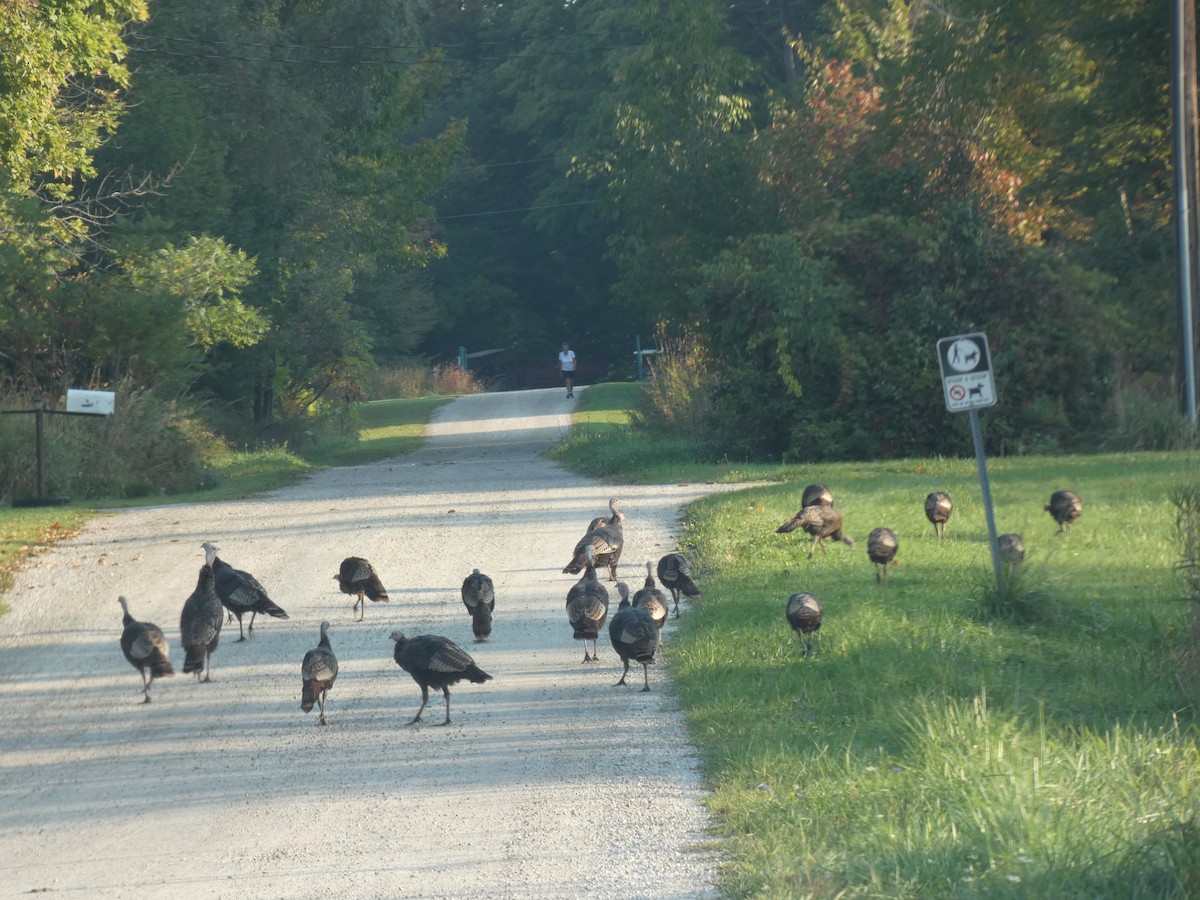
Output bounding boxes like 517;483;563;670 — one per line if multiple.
1174;0;1199;425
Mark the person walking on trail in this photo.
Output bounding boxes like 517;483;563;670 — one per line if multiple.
559;343;577;399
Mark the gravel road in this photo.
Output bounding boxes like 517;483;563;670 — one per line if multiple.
0;387;723;898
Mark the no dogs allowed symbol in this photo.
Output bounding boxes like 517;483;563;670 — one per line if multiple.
937;333;997;412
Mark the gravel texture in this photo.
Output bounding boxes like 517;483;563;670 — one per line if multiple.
0;387;724;898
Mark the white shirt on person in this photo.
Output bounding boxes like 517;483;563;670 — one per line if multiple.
559;350;576;372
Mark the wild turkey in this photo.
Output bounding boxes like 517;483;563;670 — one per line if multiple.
585;497;620;532
867;527;899;583
563;498;625;582
334;556;389;621
998;533;1026;564
632;561;669;647
390;631;493;726
656;552;702;618
300;621;338;726
461;568;495;643
776;505;855;559
1045;490;1082;534
180;564;223;682
201;541;288;640
924;491;953;541
566;545;610;662
785;592;823;655
609;596;658;692
117;595;174;703
802;483;834;508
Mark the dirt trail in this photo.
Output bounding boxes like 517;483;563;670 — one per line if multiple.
0;388;723;898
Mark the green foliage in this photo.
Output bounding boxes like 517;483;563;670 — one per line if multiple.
0;382;225;502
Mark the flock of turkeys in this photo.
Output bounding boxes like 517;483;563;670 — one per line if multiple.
117;486;1082;717
775;484;1083;654
115;497;704;722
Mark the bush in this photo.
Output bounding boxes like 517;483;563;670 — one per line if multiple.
0;381;225;502
630;329;714;441
368;363;484;400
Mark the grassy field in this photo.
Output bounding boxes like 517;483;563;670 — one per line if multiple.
558;385;1200;898
4;384;1199;896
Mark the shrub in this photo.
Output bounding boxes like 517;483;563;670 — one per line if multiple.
368;363;484;399
630;328;714;441
0;381;225;502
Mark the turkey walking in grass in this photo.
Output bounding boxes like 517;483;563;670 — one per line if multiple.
300;621;338;726
461;568;495;643
802;483;834;508
776;505;855;559
201;541;288;640
867;527;899;583
566;545;610;662
786;592;823;656
117;595;174;703
999;533;1026;564
656;552;702;618
390;632;492;726
632;561;668;648
609;597;658;692
924;492;953;541
180;564;223;682
334;556;389;621
1045;490;1082;534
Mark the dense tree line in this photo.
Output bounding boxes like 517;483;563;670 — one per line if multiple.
0;0;1184;459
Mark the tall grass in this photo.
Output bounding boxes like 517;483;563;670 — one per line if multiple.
368;363;483;399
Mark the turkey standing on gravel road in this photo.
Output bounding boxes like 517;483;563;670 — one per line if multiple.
566;545;610;662
202;541;289;640
390;631;493;726
563;498;625;582
631;561;669;648
300;621;338;726
334;556;390;621
180;564;223;682
461;568;495;643
117;595;174;703
609;596;659;692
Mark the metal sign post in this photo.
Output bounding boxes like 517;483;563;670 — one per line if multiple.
937;333;1003;588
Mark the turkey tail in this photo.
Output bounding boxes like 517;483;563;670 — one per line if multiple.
262;598;289;619
365;584;389;602
676;572;702;600
464;664;493;684
471;606;493;642
182;645;207;674
300;682;320;713
775;520;801;534
150;659;175;678
563;558;584;575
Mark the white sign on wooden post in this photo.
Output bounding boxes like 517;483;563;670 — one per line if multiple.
66;389;116;415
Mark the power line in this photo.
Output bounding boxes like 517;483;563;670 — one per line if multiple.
435;199;602;221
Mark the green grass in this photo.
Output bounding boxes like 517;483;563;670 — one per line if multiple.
553;429;1200;897
0;506;96;613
